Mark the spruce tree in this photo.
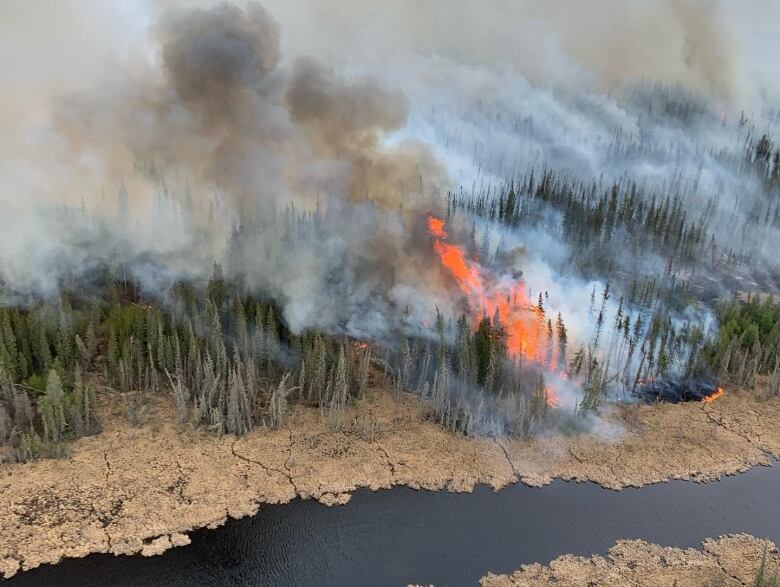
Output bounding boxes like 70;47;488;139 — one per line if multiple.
40;370;66;444
328;346;348;431
556;313;568;373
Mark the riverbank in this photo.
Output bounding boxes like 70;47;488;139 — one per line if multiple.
2;385;779;579
480;534;779;586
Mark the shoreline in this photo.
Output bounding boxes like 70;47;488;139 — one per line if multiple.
2;387;779;579
480;534;780;586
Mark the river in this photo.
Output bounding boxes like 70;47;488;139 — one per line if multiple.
9;462;780;586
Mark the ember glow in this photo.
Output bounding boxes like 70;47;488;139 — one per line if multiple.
427;216;544;362
703;387;725;403
544;387;560;408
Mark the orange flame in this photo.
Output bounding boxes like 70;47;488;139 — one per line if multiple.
427;215;544;362
703;387;725;403
544;387;560;408
427;216;448;239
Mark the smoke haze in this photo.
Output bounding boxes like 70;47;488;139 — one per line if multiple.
1;0;778;350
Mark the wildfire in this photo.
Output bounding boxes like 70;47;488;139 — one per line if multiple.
703;387;725;403
544;387;560;408
427;215;543;362
427;216;448;239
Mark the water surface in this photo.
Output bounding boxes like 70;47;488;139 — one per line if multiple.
10;463;780;586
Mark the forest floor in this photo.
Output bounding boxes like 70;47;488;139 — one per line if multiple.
480;534;779;586
2;383;780;578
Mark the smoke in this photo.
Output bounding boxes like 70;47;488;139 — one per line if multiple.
160;3;281;105
1;0;778;356
286;57;442;206
0;2;454;341
49;2;442;217
255;0;749;102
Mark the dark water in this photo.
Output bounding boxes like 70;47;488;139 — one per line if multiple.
10;463;780;587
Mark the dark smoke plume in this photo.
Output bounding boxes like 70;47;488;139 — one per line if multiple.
53;2;443;217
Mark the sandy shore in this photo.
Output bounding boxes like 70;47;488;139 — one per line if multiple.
480;534;779;586
2;385;779;579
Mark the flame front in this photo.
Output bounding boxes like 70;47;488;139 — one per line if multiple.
427;216;544;363
703;387;725;403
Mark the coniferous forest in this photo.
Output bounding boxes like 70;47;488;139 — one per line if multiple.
2;131;780;461
0;2;779;468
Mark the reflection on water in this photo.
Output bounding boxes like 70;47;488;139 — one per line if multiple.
10;463;780;587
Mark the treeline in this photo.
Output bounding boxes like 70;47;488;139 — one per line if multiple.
0;264;571;461
1;245;776;464
0;262;634;462
0;300;99;462
386;284;700;435
0;262;718;464
0;266;376;462
390;310;557;437
444;152;780;398
448;171;712;277
746;132;780;192
103;264;374;437
2;123;779;460
449;118;780;298
702;295;780;394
